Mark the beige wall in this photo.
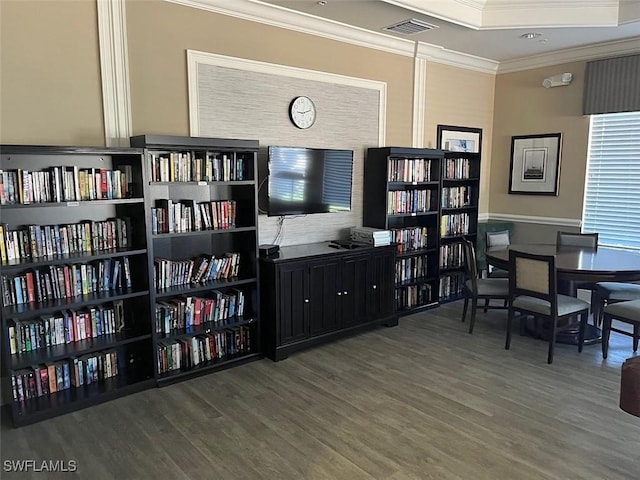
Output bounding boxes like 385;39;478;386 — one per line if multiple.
424;63;496;215
0;0;105;146
491;62;590;221
125;0;414;146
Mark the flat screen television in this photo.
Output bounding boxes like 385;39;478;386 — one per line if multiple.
267;146;354;216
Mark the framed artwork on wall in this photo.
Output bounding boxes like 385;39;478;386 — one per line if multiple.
509;133;562;196
437;124;482;153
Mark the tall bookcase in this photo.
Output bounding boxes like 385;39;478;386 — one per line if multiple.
439;150;480;302
363;147;443;315
437;125;482;303
129;135;261;386
0;145;155;426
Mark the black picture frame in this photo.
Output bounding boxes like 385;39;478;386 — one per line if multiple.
508;133;562;196
437;124;482;153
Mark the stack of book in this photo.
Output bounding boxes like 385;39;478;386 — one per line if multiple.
350;227;391;247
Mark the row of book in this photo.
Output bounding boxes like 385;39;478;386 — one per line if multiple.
151;199;236;234
387;189;433;215
396;284;432;310
442;186;472;209
0;166;133;205
154;253;240;289
155;290;246;334
387;158;434;183
393;227;429;253
11;350;119;403
0;218;130;264
395;255;429;283
441;213;471;237
439;272;465;299
440;242;465;269
7;301;124;355
157;325;252;375
442;158;472;180
150;152;247;183
1;258;133;306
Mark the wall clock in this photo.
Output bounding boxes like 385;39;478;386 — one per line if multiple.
289;96;316;129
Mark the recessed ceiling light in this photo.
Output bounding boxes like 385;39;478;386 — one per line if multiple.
520;32;542;40
317;1;327;5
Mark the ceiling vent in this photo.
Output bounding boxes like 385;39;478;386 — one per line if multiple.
383;18;438;35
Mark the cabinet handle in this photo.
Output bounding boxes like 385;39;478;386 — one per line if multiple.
304;298;310;303
373;285;377;289
343;291;348;295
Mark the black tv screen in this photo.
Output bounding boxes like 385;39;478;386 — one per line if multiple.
267;146;354;216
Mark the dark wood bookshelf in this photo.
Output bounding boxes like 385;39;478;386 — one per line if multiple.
134;134;261;385
363;147;445;314
1;145;155;427
156;353;262;386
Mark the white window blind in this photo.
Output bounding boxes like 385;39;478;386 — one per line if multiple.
582;111;640;248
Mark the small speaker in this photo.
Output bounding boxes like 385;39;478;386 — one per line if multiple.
259;244;280;258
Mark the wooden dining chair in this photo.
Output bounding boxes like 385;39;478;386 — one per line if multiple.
601;299;640;359
505;249;590;364
486;230;510;278
556;231;599;315
556;231;598;248
461;238;509;334
592;282;640;326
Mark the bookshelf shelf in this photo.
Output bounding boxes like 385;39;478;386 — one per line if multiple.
10;332;153;371
156;352;262;386
1;145;155;427
152;226;256;239
396;247;438;258
387;211;438;219
0;249;147;272
157;316;256;341
2;289;150;320
131;134;262;385
154;277;257;299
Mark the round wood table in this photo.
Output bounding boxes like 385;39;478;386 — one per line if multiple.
485;244;640;344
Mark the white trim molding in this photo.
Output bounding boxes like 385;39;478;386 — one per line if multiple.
169;0;414;57
416;42;499;74
486;213;581;227
498;37;640;73
97;0;132;147
186;50;387;146
412;55;427;148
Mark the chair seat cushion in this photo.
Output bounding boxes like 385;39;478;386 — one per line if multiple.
513;294;590;316
466;278;509;296
603;299;640;321
595;282;640;301
488;269;509;278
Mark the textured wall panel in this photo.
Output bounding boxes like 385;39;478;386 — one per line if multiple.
195;62;381;246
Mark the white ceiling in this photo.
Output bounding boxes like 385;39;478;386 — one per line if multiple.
258;0;640;63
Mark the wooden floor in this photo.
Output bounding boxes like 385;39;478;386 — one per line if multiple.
2;300;639;480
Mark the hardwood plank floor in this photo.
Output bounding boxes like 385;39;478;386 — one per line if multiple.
2;301;639;479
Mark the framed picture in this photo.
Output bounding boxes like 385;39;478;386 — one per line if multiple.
509;133;562;195
437;125;482;153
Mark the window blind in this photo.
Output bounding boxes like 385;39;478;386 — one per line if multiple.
582;111;640;249
583;54;640;115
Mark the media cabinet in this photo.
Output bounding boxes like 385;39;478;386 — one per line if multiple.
260;242;397;361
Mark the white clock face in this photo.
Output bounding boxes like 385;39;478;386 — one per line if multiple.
290;96;316;129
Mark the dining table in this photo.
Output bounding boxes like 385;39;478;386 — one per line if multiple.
485;243;640;345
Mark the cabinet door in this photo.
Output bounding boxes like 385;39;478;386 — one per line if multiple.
277;261;309;345
308;258;341;335
370;248;395;319
340;254;371;328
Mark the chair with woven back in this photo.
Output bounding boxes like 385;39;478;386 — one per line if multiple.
461;238;509;334
505;249;590;364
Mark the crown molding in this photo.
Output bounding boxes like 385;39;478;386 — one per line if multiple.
498;37;640;73
166;0;414;57
165;0;638;75
416;43;499;74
